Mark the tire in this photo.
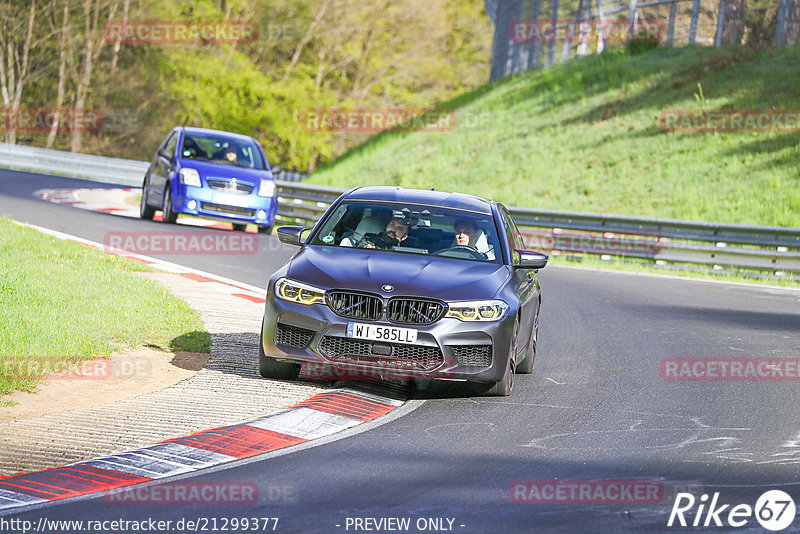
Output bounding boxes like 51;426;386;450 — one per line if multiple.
161;183;178;224
140;175;155;220
258;225;273;235
232;224;247;232
259;326;301;380
517;316;537;374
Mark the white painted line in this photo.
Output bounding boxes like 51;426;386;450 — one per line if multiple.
0;488;45;507
248;408;362;440
17;221;267;295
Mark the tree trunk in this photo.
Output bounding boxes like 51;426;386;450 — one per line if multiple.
788;0;800;45
111;0;129;71
720;0;747;46
47;1;69;148
0;2;36;145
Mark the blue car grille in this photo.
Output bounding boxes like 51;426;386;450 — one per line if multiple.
200;202;255;218
386;298;446;325
207;178;254;194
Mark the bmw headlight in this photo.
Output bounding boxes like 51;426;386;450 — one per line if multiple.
275;278;325;305
446;300;508;321
258;179;276;197
179;168;201;187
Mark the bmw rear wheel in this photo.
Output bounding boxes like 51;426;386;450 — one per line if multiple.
517;315;537;374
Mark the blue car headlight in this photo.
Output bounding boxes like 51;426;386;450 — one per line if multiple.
275;278;326;305
258;179;276;197
180;168;201;187
446;299;508;321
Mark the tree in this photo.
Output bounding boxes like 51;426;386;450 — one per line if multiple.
0;1;36;144
720;0;747;46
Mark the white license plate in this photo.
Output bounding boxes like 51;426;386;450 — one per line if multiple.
214;193;250;208
346;322;418;344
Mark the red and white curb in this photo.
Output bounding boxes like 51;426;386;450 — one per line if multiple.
19;221;267;304
0;390;402;510
1;221;411;512
34;187;242;231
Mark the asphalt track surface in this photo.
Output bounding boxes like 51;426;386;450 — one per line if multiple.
2;168;800;532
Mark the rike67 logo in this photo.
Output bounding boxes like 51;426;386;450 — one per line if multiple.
668;490;796;531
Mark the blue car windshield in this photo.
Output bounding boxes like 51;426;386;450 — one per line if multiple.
180;132;265;170
310;201;502;263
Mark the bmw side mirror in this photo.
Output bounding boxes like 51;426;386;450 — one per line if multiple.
271;165;283;174
158;148;172;161
277;226;311;246
514;249;548;270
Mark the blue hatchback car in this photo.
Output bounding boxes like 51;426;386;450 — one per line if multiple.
140;126;279;233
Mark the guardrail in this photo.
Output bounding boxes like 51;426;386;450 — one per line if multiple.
0;142;306;186
2;142;799;276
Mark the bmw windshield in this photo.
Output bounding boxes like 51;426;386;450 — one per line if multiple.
309;201;503;264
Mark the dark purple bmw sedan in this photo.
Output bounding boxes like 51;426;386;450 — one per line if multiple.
259;186;547;396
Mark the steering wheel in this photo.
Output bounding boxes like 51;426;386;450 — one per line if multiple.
433;245;486;260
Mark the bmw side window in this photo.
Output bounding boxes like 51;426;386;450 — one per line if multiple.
499;208;519;264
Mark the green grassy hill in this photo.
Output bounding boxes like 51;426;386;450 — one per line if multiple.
306;45;800;227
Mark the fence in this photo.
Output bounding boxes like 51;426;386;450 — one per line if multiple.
1;143;798;278
486;0;798;81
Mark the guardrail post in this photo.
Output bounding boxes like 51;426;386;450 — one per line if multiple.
667;1;677;47
776;0;790;49
546;0;559;66
714;0;726;47
689;0;700;44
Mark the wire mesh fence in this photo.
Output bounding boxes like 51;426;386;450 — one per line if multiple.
486;0;795;81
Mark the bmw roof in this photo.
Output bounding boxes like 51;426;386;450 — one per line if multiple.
343;186;494;214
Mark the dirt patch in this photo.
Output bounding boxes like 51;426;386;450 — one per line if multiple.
0;349;209;424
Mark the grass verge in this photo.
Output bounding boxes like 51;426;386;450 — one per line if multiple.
0;218;210;405
307;45;800;227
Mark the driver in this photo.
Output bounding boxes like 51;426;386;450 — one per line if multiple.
357;217;410;249
222;147;238;163
453;218;479;249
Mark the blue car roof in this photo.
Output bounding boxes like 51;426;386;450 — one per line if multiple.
344;186;493;214
180;126;256;143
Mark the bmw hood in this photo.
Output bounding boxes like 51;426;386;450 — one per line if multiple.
287;246;510;301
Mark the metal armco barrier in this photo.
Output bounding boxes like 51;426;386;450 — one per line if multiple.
2;142;799;274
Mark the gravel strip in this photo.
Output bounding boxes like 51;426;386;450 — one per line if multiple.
0;272;328;477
